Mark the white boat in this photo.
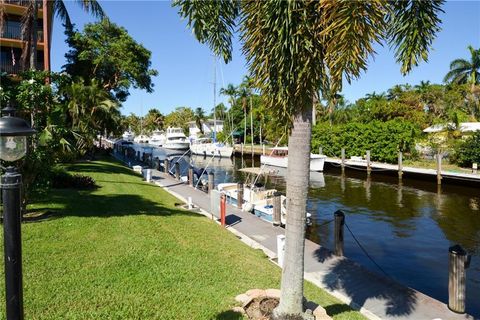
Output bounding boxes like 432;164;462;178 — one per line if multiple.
163;127;190;150
190;138;233;158
134;134;150;144
148;130;166;147
122;130;134;142
260;147;326;172
217;167;312;226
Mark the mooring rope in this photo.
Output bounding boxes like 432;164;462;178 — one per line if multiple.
345;222;391;279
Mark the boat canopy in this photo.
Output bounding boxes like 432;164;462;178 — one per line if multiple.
239;167;277;175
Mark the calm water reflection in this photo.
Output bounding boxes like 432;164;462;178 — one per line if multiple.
189;155;480;317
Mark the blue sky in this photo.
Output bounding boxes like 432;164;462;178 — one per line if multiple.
51;1;480;116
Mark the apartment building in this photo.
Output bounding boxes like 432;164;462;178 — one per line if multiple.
1;0;52;75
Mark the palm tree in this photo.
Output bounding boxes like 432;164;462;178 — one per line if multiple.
194;107;206;135
220;83;238;109
237;83;251;143
174;1;444;318
444;46;480;85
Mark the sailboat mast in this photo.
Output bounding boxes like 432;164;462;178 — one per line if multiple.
213;56;217;142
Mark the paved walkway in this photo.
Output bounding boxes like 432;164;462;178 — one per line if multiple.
114;154;474;320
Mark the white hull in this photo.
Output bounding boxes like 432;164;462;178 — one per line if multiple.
217;183;311;226
163;142;190;150
190;143;233;158
260;154;326;171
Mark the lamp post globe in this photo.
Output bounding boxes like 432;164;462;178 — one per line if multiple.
0;104;36;161
0;103;35;320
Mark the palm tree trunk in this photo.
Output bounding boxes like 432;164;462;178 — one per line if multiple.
30;0;38;70
273;101;312;319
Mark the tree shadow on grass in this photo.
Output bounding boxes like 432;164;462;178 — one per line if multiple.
215;310;244;320
63;161;140;176
31;191;201;219
315;250;417;318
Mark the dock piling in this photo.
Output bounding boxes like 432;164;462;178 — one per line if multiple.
334;210;345;256
398;151;403;179
272;192;281;226
241;143;244;156
164;159;170;174
175;162;180;180
220;194;226;227
472;163;478;174
319;146;323;155
208;171;215;194
341;148;346;172
263;144;266;155
237;183;244;209
448;244;470;314
366;150;371;176
188;167;194;186
437;153;442;185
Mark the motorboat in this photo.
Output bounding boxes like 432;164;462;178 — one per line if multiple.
122;130;135;142
134;134;149;144
190;137;233;158
163;127;190;150
148;130;166;147
260;146;326;172
217;167;312;226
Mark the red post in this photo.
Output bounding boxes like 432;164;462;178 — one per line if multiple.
220;194;226;227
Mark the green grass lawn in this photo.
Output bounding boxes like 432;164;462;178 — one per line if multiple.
0;157;365;320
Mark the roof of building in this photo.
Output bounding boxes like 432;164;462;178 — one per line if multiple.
423;122;480;133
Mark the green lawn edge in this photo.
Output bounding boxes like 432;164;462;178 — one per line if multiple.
0;156;366;320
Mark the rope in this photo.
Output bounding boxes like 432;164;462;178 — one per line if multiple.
316;219;334;228
252;132;285;187
345;222;391;279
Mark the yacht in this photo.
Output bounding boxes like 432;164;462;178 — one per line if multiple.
133;134;149;144
122;130;134;142
163;127;190;150
260;147;326;171
190;138;233;158
148;130;166;147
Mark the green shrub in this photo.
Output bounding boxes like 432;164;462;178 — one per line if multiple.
453;132;480;167
51;167;97;189
312;120;418;163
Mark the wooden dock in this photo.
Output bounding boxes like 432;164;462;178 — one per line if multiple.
116;154;475;320
325;157;480;185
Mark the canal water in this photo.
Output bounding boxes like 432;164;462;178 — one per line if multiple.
189;155;480;317
128;144;479;316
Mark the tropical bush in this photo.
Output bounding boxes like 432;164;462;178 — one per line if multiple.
311;120;419;163
51;167;97;189
452;132;480;167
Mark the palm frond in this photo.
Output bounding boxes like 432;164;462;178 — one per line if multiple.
78;0;105;19
449;58;471;70
387;0;445;74
173;0;240;63
53;0;72;29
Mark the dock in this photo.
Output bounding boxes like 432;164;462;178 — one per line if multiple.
117;153;474;320
325;157;480;185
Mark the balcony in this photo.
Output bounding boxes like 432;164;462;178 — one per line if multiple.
1;59;44;75
5;0;35;6
0;23;44;42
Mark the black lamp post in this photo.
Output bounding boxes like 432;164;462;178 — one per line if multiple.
0;103;35;320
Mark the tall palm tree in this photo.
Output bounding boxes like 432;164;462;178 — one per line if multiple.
174;1;444;318
194;107;206;135
15;0;105;70
237;83;250;143
220;83;238;109
444;45;480;85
